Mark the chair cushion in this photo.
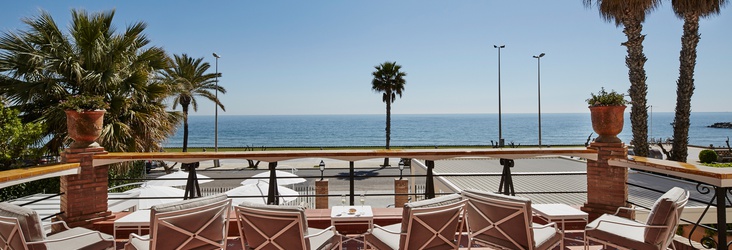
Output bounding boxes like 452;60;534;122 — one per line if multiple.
462;189;532;204
124;234;150;250
45;227;113;250
306;227;338;250
587;214;656;250
532;223;562;250
365;223;401;250
0;203;46;250
151;193;227;213
644;187;686;245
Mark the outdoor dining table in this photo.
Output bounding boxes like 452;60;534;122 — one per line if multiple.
108;207;403;241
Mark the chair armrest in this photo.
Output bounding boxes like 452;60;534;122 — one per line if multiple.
128;233;151;242
371;224;403;235
587;219;668;230
613;206;647;215
305;226;337;239
26;230;113;245
45;220;71;230
530;222;558;230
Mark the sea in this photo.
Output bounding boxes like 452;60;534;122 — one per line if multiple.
163;112;732;148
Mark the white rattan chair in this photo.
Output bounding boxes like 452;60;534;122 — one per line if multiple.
125;193;231;250
461;189;563;250
0;202;113;250
585;187;690;250
235;201;340;250
365;194;466;250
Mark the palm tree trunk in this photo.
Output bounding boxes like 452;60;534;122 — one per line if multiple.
182;106;189;153
670;13;700;162
384;98;391;166
622;14;649;157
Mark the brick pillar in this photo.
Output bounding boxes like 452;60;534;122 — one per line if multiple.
581;142;630;221
315;179;329;209
55;147;112;231
394;179;409;208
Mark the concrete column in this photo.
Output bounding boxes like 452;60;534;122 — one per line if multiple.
55;147;112;231
581;142;629;221
315;179;329;209
394;179;409;208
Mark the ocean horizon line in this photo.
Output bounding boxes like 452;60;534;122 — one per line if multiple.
185;111;732;117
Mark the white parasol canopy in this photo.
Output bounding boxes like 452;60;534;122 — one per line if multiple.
240;170;306;186
226;183;298;205
124;184;185;209
146;171;213;187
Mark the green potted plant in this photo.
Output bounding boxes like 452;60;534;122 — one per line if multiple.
60;95;108;148
59;95;108;112
587;88;628;143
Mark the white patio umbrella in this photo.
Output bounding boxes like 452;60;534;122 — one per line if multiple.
240;170;306;186
124;184;185;209
146;171;213;187
226;183;299;205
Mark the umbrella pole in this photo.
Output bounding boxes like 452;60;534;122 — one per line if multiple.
267;162;279;204
184;162;202;199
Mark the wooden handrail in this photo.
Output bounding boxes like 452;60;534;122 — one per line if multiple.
0;163;80;188
92;147;598;166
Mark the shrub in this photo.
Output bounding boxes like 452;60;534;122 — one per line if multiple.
586;87;629;107
699;149;718;163
59;95;108;112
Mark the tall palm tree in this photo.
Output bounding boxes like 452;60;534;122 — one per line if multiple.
0;9;178;155
162;54;226;152
668;0;728;162
583;0;660;157
371;61;406;166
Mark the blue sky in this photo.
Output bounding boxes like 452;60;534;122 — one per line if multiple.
1;1;730;115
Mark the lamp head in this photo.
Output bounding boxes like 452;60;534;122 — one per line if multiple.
494;45;505;49
212;53;220;58
398;159;405;170
319;160;325;171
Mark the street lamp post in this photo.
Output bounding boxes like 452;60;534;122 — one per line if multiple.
213;53;220;168
398;159;405;180
319;160;325;180
649;105;653;141
494;45;505;147
533;53;545;148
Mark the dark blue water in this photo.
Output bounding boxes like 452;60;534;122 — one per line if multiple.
164;113;732;148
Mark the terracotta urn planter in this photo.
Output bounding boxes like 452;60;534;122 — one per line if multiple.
589;105;626;143
65;110;105;148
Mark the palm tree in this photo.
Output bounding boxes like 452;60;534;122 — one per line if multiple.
583;0;660;157
668;0;728;162
162;54;226;152
0;9;178;155
371;61;407;166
